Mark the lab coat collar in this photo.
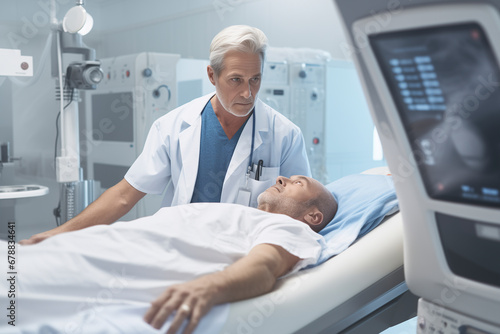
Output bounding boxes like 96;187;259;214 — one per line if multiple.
177;93;269;204
176;93;214;204
180;93;268;152
181;92;215;126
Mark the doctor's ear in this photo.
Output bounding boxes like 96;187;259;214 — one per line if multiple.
207;66;216;85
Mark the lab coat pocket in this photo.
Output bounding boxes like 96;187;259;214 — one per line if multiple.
248;166;280;207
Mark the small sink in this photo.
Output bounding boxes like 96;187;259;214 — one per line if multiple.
0;184;49;200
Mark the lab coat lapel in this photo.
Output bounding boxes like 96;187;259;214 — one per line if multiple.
175;94;213;204
223;99;267;188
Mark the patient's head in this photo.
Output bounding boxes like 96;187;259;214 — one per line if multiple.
257;175;338;232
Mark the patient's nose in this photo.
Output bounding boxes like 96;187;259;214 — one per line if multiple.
276;176;289;186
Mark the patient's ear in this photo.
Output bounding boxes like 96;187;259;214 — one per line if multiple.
303;208;323;230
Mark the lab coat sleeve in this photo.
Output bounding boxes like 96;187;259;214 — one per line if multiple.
124;121;171;195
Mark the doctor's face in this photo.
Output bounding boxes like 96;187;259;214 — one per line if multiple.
208;51;262;117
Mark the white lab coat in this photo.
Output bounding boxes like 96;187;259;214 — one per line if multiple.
125;92;311;207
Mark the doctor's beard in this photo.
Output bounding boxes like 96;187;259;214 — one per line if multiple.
217;90;256;118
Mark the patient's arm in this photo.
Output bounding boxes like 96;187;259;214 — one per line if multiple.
19;179;145;245
144;243;300;334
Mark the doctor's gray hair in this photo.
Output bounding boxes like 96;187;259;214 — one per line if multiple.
209;25;268;76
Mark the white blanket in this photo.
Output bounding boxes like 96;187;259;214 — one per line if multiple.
0;203;324;334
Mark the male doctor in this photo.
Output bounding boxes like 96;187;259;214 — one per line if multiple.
20;25;310;245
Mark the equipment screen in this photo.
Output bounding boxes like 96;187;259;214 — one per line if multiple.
91;92;134;142
370;23;500;208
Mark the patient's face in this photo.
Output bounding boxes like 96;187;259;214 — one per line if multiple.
257;175;324;218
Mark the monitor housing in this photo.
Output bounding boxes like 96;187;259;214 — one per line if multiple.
349;2;500;331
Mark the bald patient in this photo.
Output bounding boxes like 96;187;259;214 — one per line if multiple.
257;175;337;232
11;176;337;334
145;175;338;333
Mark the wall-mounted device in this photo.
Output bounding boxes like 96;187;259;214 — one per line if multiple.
51;0;103;224
0;48;33;77
260;61;290;118
83;52;180;220
66;60;103;90
0;47;35;240
260;48;330;183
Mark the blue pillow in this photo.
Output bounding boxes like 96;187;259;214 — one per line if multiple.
314;174;399;265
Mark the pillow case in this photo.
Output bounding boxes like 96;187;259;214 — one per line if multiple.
314;173;399;265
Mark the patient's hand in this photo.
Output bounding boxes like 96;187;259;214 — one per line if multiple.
143;244;296;333
19;231;54;245
143;275;220;334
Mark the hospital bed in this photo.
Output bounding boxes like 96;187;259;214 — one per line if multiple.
8;169;410;334
220;168;416;334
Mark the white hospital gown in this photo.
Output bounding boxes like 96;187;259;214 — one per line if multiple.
0;203;324;334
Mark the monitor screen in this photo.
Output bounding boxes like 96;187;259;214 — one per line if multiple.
370;23;500;208
91;92;134;142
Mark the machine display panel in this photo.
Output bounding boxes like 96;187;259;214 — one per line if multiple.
370;23;500;208
91;92;134;142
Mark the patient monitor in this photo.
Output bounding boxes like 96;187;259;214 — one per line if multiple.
334;0;500;332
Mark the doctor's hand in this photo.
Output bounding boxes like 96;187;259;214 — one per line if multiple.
144;275;221;334
19;230;55;245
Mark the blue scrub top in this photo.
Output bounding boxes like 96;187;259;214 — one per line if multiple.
190;101;248;203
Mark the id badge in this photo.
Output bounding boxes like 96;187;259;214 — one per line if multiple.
236;166;252;206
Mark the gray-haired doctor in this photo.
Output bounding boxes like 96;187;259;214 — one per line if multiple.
21;25;311;245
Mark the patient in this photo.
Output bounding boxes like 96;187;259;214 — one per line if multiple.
5;176;336;334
